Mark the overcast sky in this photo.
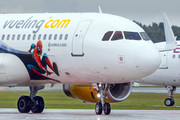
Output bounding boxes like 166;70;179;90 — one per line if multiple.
0;0;180;26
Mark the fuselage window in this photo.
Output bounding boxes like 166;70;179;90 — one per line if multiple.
7;34;10;40
43;34;47;40
22;34;26;40
111;31;123;41
28;34;31;40
33;34;36;40
140;32;150;41
173;54;175;59
2;34;5;40
17;34;20;40
178;55;180;59
124;31;141;40
102;31;113;41
38;34;41;40
12;34;15;40
65;34;68;40
54;34;57;40
49;34;52;40
59;34;63;40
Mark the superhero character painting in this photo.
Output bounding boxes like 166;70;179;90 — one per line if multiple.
27;40;59;77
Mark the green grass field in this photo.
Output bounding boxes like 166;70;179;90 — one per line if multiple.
1;90;180;110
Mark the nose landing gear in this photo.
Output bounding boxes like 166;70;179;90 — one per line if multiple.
95;83;111;115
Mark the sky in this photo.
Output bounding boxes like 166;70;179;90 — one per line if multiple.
0;0;180;26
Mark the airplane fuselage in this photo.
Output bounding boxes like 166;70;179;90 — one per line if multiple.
0;13;161;86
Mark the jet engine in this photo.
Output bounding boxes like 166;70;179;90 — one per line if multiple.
63;82;132;103
0;53;30;86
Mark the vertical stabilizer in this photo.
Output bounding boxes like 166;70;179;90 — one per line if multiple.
159;12;177;52
98;6;102;13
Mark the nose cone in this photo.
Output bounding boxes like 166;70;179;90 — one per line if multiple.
134;45;161;76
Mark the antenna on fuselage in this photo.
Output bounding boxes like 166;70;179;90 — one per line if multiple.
98;6;102;13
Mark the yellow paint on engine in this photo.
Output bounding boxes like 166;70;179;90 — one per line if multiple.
69;84;115;103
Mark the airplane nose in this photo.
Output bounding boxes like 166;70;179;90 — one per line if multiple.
134;45;161;76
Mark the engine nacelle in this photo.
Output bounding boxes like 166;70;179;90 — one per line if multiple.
0;53;30;86
63;82;132;103
106;82;132;102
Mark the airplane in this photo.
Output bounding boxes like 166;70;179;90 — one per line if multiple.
135;13;180;107
0;10;173;115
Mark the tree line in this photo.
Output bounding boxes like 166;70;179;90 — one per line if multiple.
134;21;180;43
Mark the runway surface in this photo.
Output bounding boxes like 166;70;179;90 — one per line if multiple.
0;109;179;120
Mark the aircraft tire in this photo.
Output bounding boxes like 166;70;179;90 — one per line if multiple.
164;98;175;106
95;102;102;115
31;96;44;113
17;95;31;113
104;102;111;115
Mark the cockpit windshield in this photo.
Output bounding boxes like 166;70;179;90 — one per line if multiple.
102;31;150;41
102;31;113;41
140;32;150;41
111;31;123;41
124;31;141;40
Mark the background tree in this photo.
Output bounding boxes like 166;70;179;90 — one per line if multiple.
134;21;180;43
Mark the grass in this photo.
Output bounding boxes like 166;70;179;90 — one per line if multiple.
1;91;180;110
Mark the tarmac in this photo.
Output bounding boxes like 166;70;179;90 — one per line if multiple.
0;109;179;120
0;86;180;120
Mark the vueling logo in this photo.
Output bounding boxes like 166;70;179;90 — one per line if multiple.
3;16;71;33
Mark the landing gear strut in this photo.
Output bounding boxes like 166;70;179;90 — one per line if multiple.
95;83;111;115
164;86;176;106
17;85;45;113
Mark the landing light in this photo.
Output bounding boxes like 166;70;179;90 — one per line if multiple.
97;93;101;98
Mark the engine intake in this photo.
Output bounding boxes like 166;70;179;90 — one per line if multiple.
106;82;132;102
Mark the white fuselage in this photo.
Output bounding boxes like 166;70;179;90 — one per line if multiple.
0;13;161;86
136;41;180;86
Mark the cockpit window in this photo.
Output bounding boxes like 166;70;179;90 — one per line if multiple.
140;32;150;41
102;31;113;41
111;31;123;41
124;31;141;40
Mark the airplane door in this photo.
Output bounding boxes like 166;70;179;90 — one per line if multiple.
159;52;168;69
71;20;92;56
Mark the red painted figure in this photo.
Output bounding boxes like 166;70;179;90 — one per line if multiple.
27;40;59;76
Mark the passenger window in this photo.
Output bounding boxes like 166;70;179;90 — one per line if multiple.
28;34;31;40
22;34;25;40
38;34;41;40
33;34;36;40
7;34;10;40
65;34;68;40
102;31;113;41
178;55;180;59
124;31;141;40
111;31;123;41
49;34;52;40
59;34;63;40
54;34;57;40
2;34;5;40
173;55;175;59
43;34;47;40
12;34;15;40
17;34;20;40
140;32;150;41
